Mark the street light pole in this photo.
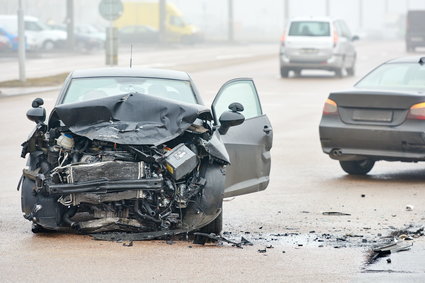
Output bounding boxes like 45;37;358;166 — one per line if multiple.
17;0;25;82
326;0;330;17
159;0;166;44
66;0;75;50
284;0;290;23
228;0;234;42
358;0;363;30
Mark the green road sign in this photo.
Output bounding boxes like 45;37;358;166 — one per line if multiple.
99;0;123;21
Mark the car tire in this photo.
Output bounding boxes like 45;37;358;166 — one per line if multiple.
339;160;375;175
200;210;223;235
346;65;355;76
280;67;289;78
294;69;302;77
335;68;343;78
43;40;55;51
31;223;51;234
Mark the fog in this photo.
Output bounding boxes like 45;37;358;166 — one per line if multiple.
0;0;424;41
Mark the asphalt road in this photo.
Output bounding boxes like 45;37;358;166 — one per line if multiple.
0;40;424;282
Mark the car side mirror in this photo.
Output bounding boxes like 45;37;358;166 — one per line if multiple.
26;98;46;124
352;35;359;41
218;102;245;135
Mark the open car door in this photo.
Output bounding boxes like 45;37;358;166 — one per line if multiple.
212;78;273;198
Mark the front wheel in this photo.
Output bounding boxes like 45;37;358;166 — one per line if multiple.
339;160;375;175
200;210;223;235
280;67;289;78
43;40;55;51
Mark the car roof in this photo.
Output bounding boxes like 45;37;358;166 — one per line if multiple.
385;56;425;64
70;67;191;81
0;15;38;21
289;17;334;23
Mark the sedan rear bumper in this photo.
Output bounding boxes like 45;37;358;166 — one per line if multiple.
319;116;425;161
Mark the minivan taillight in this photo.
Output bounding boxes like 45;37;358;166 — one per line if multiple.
333;31;339;47
323;98;338;115
280;33;286;46
408;102;425;120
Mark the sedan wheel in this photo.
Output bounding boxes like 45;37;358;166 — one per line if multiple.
280;67;289;78
339;160;375;175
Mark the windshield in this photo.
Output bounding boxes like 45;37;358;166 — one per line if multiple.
355;63;425;91
62;77;197;104
288;21;330;37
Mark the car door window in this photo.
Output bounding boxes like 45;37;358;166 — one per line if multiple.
25;21;43;31
212;79;262;123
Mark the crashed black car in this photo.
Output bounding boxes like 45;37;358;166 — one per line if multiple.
19;68;273;237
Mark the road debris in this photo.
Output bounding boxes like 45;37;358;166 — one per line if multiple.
322;211;351;216
405;205;414;211
192;232;253;248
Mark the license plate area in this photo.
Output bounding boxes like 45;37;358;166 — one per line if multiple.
352;109;393;122
301;48;319;54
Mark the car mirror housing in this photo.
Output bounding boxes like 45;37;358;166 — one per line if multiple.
27;98;46;124
218;103;245;135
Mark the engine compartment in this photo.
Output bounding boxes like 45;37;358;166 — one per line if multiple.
20;119;227;234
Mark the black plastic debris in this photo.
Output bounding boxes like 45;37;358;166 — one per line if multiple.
368;239;413;264
386;258;391;264
322;211;351;216
91;229;188;241
122;241;133;247
193;232;253;248
258;248;267;253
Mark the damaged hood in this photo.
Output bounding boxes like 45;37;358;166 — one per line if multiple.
49;93;212;146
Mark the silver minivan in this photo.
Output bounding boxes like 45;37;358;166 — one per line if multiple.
279;17;358;78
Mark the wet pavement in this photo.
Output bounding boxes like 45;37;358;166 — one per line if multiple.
1;40;425;282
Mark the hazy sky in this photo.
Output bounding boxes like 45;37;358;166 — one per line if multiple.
0;0;424;41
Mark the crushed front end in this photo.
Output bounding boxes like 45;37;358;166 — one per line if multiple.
19;93;228;236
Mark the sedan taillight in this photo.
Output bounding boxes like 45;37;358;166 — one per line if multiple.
323;98;338;115
407;102;425;120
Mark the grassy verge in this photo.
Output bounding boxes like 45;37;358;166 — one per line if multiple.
0;73;69;87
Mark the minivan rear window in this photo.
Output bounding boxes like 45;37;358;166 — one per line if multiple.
288;21;330;37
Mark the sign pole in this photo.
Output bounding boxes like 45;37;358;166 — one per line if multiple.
18;0;26;82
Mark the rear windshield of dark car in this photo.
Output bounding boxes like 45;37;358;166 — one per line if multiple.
355;62;425;91
288;21;330;37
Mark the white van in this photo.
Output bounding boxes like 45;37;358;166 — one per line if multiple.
0;15;67;51
279;17;358;78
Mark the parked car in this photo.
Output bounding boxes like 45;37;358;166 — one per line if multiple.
49;23;106;52
0;30;11;51
74;24;105;52
0;15;66;51
405;10;425;52
19;68;273;236
118;25;159;44
319;56;425;175
279;17;358;78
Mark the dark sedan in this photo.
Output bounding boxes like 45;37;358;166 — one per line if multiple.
19;68;273;238
320;56;425;175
